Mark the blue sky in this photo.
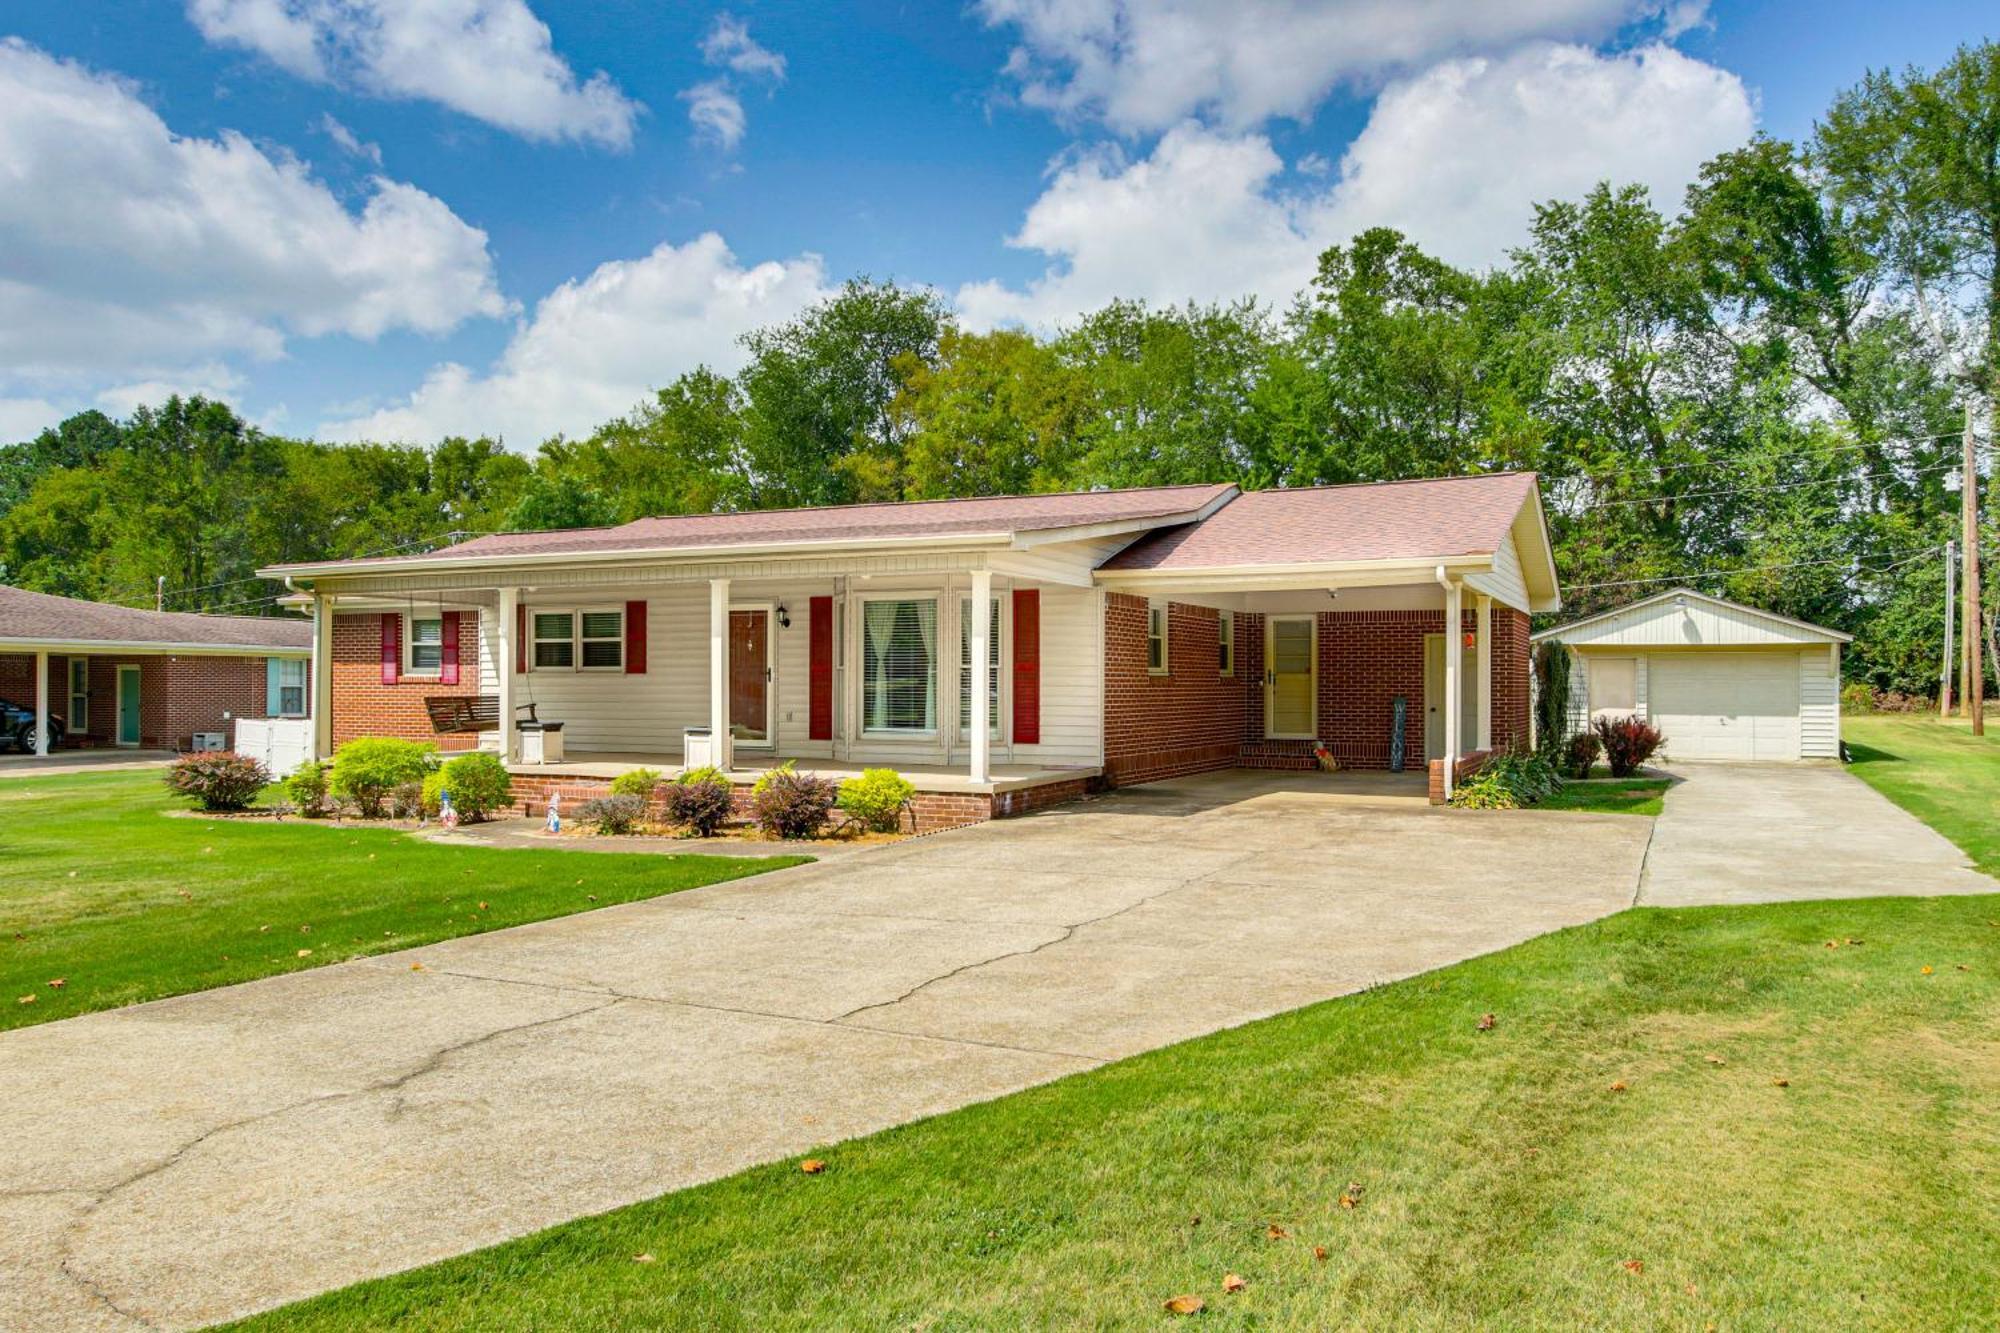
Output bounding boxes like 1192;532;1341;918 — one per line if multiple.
1;0;1990;449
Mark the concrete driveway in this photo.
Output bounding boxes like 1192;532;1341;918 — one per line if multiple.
1638;763;1997;906
1;771;1654;1331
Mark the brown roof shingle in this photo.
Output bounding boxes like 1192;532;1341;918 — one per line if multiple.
0;585;311;650
1098;473;1540;571
269;483;1237;572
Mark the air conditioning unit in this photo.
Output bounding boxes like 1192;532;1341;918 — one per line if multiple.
190;732;226;752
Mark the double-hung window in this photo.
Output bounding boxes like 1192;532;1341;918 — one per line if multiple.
1146;601;1169;675
67;657;88;731
1217;614;1235;677
406;616;444;674
861;598;937;734
277;659;306;717
959;597;1001;735
530;608;624;671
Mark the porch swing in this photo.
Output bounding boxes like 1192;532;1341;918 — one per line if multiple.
416;593;560;758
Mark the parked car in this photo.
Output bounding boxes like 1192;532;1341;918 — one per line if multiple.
0;697;64;752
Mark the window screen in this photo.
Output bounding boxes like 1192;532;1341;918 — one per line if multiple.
1218;615;1234;676
408;616;443;671
862;599;937;733
278;659;306;716
533;612;575;669
579;609;623;669
1146;603;1168;673
959;597;1001;733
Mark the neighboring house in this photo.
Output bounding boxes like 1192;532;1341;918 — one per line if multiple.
0;585;312;754
260;473;1560;821
1534;588;1850;763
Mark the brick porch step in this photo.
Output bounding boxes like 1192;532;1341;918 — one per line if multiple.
1238;740;1319;771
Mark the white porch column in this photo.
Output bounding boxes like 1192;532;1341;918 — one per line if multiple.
496;586;519;763
969;569;992;784
33;651;49;756
1443;580;1462;798
311;594;334;760
1476;593;1493;752
709;577;732;772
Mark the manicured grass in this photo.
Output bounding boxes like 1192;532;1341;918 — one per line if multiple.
1539;778;1671;816
1844;713;2000;875
230;893;2000;1332
0;770;806;1030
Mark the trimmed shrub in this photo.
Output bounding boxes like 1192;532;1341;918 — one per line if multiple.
1594;715;1664;778
1564;731;1603;780
1449;748;1563;810
331;737;438;818
750;760;795;796
677;764;728;787
609;767;664;801
164;751;271;812
662;774;733;836
434;751;512;821
752;767;838;839
578;793;647;835
837;768;914;833
283;759;337;818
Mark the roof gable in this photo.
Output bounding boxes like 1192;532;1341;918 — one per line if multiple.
1534;588;1853;646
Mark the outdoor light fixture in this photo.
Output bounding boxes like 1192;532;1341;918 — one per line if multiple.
776;605;791;628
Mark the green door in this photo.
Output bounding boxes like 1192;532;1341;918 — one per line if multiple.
117;666;142;746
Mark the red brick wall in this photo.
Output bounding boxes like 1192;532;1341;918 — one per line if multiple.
331;612;479;751
1316;610;1442;770
1491;606;1531;751
1;650;303;749
1102;595;1258;786
1238;613;1266;741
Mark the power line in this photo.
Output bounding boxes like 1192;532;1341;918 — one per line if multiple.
1565;427;1984;482
1572;456;1976;511
1562;545;1944;593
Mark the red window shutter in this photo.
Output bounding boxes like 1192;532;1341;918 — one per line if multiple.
1012;588;1040;745
439;611;461;685
625;600;647;674
515;604;526;675
380;613;400;685
808;595;833;741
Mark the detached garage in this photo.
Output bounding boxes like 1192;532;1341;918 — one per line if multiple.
1534;589;1850;763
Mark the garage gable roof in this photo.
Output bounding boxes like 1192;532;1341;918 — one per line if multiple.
1533;588;1853;646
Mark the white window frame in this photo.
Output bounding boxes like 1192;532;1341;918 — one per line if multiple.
276;658;307;718
958;595;1005;738
530;610;575;671
859;594;941;738
1146;600;1169;675
575;606;625;672
403;614;444;677
1218;613;1234;678
67;656;88;731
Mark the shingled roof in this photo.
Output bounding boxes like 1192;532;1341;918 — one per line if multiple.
0;585;311;652
1099;473;1542;571
266;483;1237;573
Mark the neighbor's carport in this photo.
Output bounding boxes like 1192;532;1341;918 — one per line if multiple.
1535;588;1850;763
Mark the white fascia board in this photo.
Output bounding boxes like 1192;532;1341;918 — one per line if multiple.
1532;586;1854;643
263;531;1015;583
1094;554;1492;595
0;639;311;657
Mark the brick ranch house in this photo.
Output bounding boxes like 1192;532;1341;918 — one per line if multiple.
261;473;1559;825
0;584;311;754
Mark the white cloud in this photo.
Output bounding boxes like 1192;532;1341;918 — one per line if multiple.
958;43;1752;328
187;0;641;148
979;0;1706;134
682;79;747;151
0;39;508;392
325;233;830;446
315;111;381;164
701;13;787;81
682;13;783;152
0;396;67;443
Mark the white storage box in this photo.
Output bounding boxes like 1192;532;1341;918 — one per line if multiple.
682;727;715;771
520;725;565;765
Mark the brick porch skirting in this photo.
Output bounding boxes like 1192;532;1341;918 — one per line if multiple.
1427;748;1494;804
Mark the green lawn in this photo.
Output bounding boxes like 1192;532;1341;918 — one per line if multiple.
230;891;2000;1331
1844;713;2000;875
0;770;806;1030
1539;777;1671;816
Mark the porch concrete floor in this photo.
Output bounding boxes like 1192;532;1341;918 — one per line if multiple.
0;769;1649;1332
508;749;1101;795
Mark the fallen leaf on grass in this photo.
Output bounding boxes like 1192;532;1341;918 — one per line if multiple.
1703;1054;1725;1065
1222;1273;1247;1293
17;994;35;1005
296;948;313;958
1313;1246;1328;1262
1956;964;1970;972
410;963;425;972
1610;1081;1629;1093
1921;966;1934;975
46;978;65;989
799;1159;826;1174
1265;1224;1289;1240
1477;1012;1496;1031
1163;1295;1205;1315
631;1253;655;1264
1824;940;1839;949
1622;1259;1644;1274
1771;1077;1790;1087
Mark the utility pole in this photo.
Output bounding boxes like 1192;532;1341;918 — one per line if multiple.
1941;538;1956;719
1966;402;1985;735
155;575;165;613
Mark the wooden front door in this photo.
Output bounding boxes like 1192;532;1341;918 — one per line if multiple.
1265;616;1316;739
729;609;771;745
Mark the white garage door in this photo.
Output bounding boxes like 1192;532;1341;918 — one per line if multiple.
1648;652;1802;762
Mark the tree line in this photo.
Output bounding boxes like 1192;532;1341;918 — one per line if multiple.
4;44;1998;694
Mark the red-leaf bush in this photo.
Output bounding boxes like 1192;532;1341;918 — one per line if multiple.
751;767;838;839
1593;715;1664;777
662;774;733;836
1564;731;1603;779
164;751;271;811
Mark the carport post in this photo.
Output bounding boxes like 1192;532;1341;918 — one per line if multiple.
33;650;49;756
310;593;334;761
969;569;992;784
709;577;732;772
1442;578;1461;799
1476;594;1492;751
497;586;519;763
